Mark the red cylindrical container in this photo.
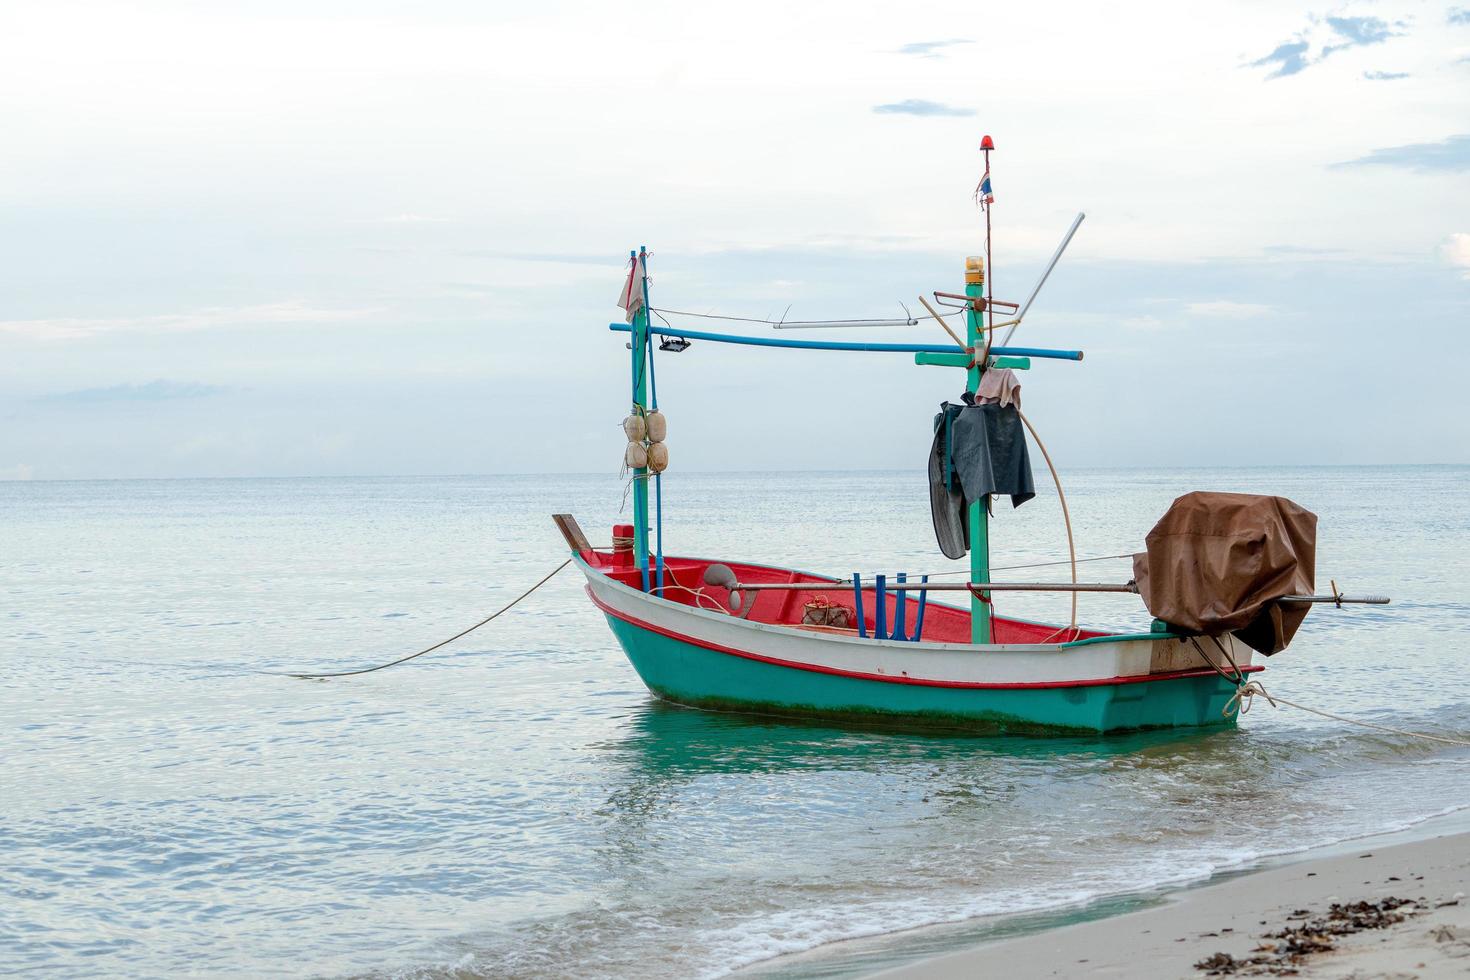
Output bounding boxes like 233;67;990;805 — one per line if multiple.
612;524;635;566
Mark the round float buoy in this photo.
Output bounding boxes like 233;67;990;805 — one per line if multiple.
645;410;667;443
647;442;669;473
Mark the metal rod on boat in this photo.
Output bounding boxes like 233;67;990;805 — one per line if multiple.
607;323;1085;361
1001;212;1086;348
932;292;1020;312
771;319;918;329
1279;594;1391;605
725;580;1140;594
716;579;1392;604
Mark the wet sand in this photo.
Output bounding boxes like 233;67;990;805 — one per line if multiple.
868;831;1470;979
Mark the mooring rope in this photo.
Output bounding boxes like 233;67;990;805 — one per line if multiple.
266;548;1470;748
1226;682;1470;746
271;559;571;680
1189;636;1470;746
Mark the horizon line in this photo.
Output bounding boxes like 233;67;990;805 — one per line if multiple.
2;461;1468;485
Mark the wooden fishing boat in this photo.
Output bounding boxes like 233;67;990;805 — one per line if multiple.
560;540;1259;734
557;137;1385;734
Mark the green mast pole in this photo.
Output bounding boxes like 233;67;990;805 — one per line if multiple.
965;255;991;643
631;246;651;592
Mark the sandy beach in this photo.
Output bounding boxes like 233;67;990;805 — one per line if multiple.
870;831;1470;979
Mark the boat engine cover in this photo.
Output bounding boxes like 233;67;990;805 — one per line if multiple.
1133;491;1317;655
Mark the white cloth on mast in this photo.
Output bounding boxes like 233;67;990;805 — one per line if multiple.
975;367;1021;408
617;255;647;324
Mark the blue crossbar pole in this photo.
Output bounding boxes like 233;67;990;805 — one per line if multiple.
654;474;664;596
913;575;929;642
875;575;888;639
853;573;867;638
892;572;908;641
608;323;1083;361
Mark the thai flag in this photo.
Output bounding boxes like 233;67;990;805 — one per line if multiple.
617;253;646;323
977;170;994;206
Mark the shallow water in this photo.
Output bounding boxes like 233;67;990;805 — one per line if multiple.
3;468;1467;978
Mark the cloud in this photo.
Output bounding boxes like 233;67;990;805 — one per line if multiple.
0;463;35;481
0;301;373;341
1121;314;1167;331
1449;7;1470;24
1249;14;1406;78
1331;134;1470;172
1185;300;1277;318
1363;70;1410;80
1262;244;1347;255
872;99;975;117
458;250;627;266
894;39;972;58
1442;233;1470;278
1250;39;1311;78
38;380;231;404
374;213;449;224
1322;15;1401;51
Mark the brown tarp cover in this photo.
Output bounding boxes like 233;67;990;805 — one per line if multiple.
1133;491;1317;655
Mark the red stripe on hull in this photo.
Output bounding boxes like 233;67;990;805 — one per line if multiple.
586;587;1261;691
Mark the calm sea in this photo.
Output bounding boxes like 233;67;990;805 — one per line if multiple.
3;468;1468;978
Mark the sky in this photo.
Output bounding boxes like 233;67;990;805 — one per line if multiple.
1;0;1467;480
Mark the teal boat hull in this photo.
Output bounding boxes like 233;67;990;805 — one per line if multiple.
604;613;1241;735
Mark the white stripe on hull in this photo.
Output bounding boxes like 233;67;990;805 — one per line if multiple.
579;559;1253;686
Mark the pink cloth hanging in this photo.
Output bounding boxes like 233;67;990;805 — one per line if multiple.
976;367;1021;407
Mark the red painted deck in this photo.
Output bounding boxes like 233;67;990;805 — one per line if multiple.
581;549;1107;645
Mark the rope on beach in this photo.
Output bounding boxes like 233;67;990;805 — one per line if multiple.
1191;636;1470;747
269;559;570;680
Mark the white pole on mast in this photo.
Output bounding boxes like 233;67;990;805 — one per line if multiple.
1000;211;1086;348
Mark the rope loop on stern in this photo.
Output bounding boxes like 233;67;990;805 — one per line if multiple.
1223;679;1278;717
